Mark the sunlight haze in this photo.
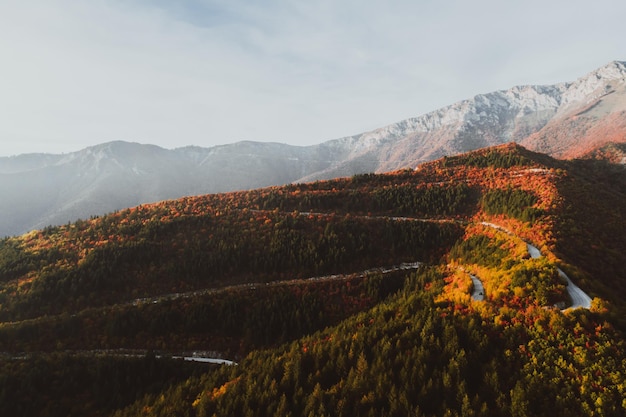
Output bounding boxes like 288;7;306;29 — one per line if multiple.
1;0;625;156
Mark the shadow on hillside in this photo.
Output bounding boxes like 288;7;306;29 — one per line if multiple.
553;156;626;327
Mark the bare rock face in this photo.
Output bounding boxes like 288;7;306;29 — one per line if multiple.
327;61;626;175
520;62;626;158
2;61;625;236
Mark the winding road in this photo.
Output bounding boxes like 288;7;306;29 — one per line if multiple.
468;222;592;310
558;270;592;310
525;243;591;310
470;275;485;301
130;261;423;308
255;211;592;310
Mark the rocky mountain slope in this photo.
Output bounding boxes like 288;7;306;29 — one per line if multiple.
319;60;626;176
2;61;625;236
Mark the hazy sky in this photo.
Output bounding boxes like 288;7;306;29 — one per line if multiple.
1;0;625;157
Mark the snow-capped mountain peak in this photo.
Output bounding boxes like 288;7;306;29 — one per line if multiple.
559;61;626;108
2;61;626;236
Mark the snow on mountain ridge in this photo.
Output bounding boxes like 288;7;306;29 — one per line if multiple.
559;61;626;108
2;61;626;237
344;81;567;146
333;61;626;160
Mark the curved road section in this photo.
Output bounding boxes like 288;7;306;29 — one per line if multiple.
557;270;592;310
526;244;591;310
470;275;485;301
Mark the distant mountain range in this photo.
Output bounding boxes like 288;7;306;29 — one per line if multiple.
2;61;626;236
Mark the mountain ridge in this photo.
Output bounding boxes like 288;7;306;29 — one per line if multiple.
1;61;625;236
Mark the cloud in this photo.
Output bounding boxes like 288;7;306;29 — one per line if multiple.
0;0;625;156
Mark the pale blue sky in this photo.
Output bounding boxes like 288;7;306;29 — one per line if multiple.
1;0;625;156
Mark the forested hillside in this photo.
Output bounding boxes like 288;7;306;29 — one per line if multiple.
0;143;625;416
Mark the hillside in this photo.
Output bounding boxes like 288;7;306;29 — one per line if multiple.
2;61;626;237
0;144;625;416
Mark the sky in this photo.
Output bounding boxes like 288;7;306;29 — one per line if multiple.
1;0;625;157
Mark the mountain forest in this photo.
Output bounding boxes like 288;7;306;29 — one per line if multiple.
0;143;625;416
